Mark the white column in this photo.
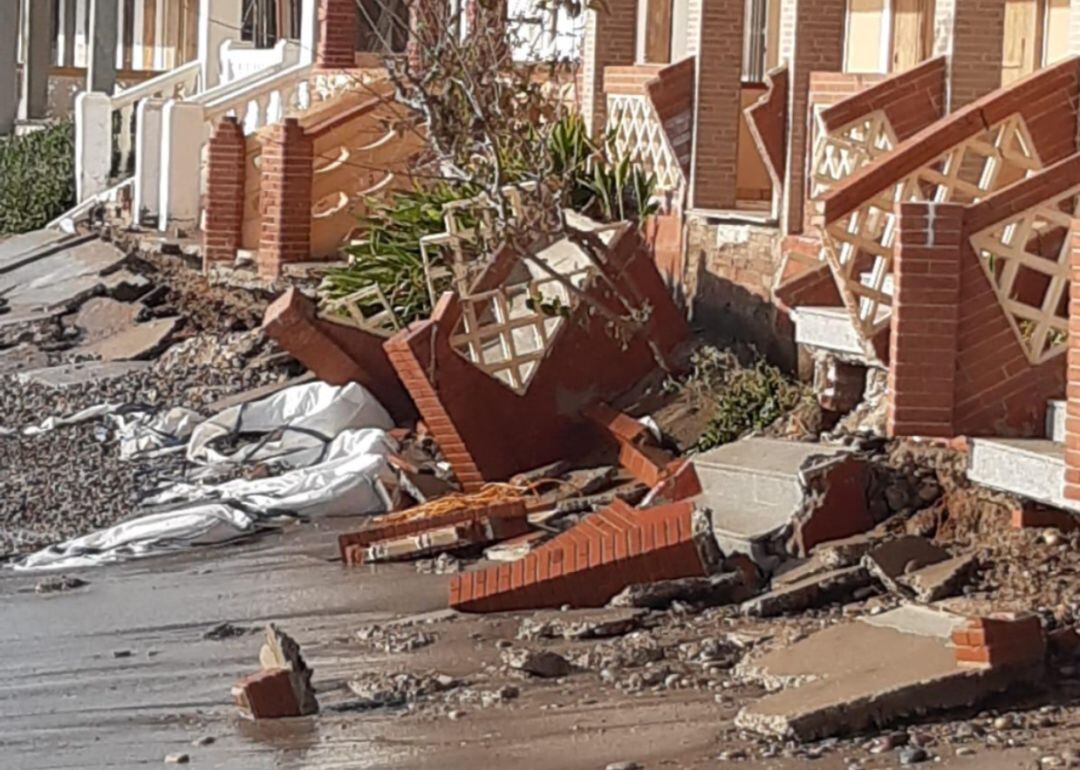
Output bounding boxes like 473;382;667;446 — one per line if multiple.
299;0;317;64
0;1;17;134
158;100;206;231
134;98;165;225
75;91;113;200
197;0;243;90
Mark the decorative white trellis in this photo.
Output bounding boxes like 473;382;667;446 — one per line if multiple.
606;93;684;193
449;265;594;394
969;182;1080;364
319;284;403;338
820;113;1045;337
810;110;898;199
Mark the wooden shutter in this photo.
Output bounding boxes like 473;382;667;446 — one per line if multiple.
1001;0;1042;86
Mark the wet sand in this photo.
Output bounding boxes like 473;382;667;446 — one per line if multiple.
2;517;1075;770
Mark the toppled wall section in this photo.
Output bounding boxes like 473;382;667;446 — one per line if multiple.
262;288;416;424
385;225;690;489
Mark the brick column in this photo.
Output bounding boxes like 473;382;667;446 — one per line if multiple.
258;119;313;279
887;202;965;438
780;0;845;235
580;0;637;135
317;0;357;69
203;117;246;268
686;0;743;210
932;0;1006;110
1064;224;1080;503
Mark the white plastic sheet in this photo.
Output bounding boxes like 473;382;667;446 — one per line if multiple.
14;381;398;571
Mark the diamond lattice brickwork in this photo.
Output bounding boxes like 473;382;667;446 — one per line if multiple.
810;110;898;199
969;183;1079;364
606;93;683;193
821;114;1044;338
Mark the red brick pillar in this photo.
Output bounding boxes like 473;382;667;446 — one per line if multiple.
688;0;744;210
1064;224;1080;503
932;0;1006;110
580;0;637;134
886;201;964;438
317;0;357;69
203;116;246;268
780;0;846;234
258;119;313;279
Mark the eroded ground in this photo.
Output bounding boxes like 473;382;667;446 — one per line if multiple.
3;516;1078;770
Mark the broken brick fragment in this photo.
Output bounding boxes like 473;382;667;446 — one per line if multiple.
232;669;304;719
951;613;1046;670
449;498;723;612
339;499;528;565
1010;503;1079;532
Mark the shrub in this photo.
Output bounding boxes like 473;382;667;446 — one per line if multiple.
0;122;77;235
695;358;808;451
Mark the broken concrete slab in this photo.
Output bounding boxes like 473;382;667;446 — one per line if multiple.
0;343;49;375
862;535;951;593
502;648;573;678
735;606;1041;741
0;229;87;273
608;572;748;610
518;608;648;640
0;239;128;325
898;553;978;603
14;360;153;388
692;438;873;565
814;533;878;569
742;565;872;617
63;297;181;361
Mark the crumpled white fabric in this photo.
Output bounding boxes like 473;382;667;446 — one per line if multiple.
13;381;398;572
113;406;205;460
186;381;393;468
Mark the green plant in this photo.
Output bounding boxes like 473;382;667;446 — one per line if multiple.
696;359;807;451
319;183;478;324
0;122;76;235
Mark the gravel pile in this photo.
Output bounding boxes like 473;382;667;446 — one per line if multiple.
0;331;301;559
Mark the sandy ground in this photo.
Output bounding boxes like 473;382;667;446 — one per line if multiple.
2;515;1078;770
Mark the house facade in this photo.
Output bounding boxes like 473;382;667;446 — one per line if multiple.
579;0;1080;364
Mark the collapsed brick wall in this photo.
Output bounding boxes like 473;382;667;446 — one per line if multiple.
262;288;417;424
645;58;696;184
745;65;788;197
683;217;795;369
384;228;690;488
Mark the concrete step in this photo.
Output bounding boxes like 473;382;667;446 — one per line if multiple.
1047;399;1065;443
791;306;869;360
967;437;1079;513
694;437;856;560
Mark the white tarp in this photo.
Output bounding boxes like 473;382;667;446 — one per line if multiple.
14;381;397;571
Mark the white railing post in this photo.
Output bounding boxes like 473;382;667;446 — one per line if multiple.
158;100;207;232
299;0;318;65
198;0;243;90
75;91;114;202
134;98;165;225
